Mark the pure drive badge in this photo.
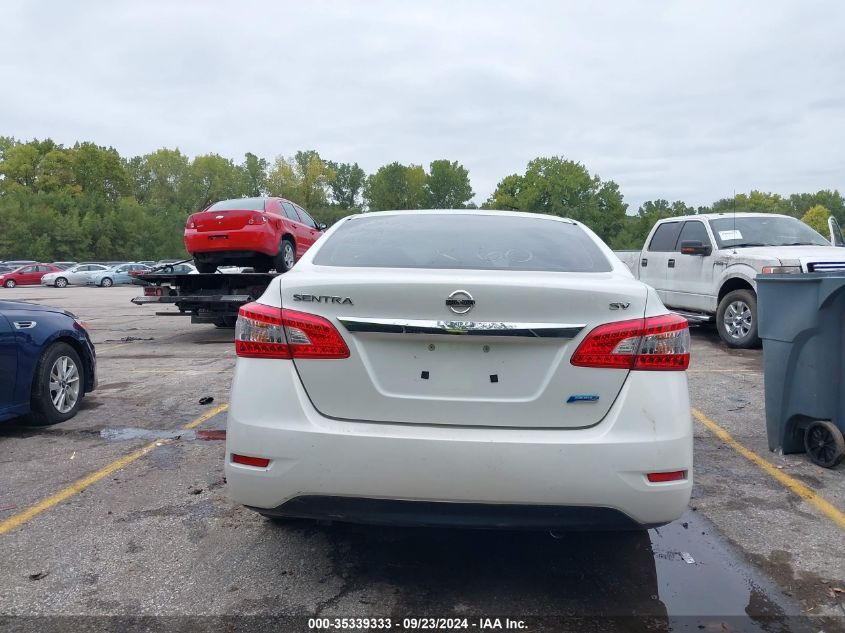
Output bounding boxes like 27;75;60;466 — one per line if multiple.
293;294;353;305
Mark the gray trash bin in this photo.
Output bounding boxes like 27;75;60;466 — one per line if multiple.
757;272;845;468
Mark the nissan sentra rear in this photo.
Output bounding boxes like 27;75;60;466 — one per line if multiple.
224;210;693;530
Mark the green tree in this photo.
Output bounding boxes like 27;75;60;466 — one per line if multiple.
426;159;474;208
800;204;831;236
364;162;428;211
484;157;627;242
326;161;366;209
267;150;333;209
710;191;792;216
241;152;268;197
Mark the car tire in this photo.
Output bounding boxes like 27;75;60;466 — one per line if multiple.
100;277;113;287
273;239;296;273
26;342;85;426
4;279;16;288
804;420;845;468
716;289;759;349
55;277;68;288
194;260;218;274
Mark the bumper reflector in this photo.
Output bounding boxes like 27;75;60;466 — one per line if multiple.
647;470;687;483
231;454;270;468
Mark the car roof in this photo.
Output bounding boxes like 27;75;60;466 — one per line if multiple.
343;209;577;224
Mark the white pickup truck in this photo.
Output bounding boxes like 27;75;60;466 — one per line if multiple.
614;212;845;348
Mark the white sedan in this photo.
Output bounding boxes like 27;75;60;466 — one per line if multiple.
225;210;693;530
41;264;111;287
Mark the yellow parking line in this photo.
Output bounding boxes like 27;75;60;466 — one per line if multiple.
0;403;229;536
692;408;845;531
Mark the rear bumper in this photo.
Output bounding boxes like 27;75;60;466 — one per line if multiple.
185;225;277;258
249;497;658;530
225;362;693;529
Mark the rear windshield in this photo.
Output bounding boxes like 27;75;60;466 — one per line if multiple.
207;197;266;212
313;214;612;272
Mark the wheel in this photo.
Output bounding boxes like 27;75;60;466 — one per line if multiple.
194;259;218;274
55;277;68;288
100;277;113;287
26;342;85;426
716;289;759;348
273;239;296;273
804;421;845;468
4;279;16;288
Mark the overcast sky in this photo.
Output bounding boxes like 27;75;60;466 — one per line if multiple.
3;1;844;210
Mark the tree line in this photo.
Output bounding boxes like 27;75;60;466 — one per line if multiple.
0;136;842;261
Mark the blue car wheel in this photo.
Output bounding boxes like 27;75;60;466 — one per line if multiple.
27;342;85;426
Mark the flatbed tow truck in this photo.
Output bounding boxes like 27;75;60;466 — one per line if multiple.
130;261;277;327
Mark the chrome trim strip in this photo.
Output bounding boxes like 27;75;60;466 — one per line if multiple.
338;317;585;339
13;321;37;330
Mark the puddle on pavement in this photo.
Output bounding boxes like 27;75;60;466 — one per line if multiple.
309;509;808;632
98;427;225;441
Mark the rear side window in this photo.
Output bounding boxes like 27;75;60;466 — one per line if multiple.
676;221;711;249
281;202;300;222
313;214;613;272
207;198;266;212
648;222;683;252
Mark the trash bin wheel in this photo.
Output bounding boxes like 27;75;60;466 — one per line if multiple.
804;420;845;468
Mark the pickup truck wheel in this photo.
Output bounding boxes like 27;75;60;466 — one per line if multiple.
716;289;759;348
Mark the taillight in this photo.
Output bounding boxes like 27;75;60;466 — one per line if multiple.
186;216;196;229
235;302;350;359
571;314;690;371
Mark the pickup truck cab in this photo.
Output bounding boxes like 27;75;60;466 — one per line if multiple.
615;213;845;348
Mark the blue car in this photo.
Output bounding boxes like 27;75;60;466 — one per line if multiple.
0;300;97;425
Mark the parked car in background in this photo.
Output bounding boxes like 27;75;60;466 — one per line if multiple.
1;264;64;288
137;261;156;267
0;300;97;425
51;262;78;270
0;265;16;274
184;197;325;274
614;213;845;348
87;263;152;287
226;210;693;530
2;260;37;267
41;263;111;288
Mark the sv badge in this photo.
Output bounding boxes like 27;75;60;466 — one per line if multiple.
609;302;631;310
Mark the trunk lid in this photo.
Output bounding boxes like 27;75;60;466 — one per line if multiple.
192;208;258;232
281;268;648;429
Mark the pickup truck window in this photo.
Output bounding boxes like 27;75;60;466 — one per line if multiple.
676;221;711;249
648;222;682;252
709;216;830;248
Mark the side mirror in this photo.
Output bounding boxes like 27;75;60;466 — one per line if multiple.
317;223;327;231
829;216;845;247
680;240;712;256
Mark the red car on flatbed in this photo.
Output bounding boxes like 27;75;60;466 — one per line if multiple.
184;197;325;274
0;264;63;288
